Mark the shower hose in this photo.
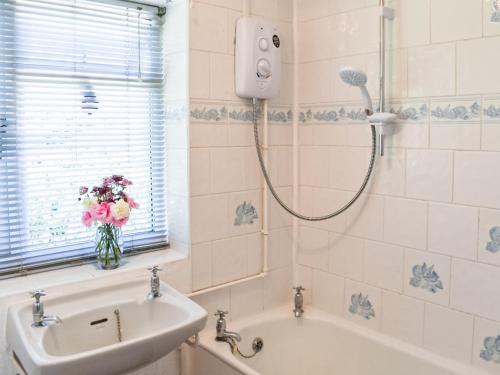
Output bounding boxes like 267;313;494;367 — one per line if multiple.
252;98;377;222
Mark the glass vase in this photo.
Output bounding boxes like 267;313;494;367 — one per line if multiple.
95;224;123;270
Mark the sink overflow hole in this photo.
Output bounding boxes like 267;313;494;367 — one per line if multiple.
90;318;108;326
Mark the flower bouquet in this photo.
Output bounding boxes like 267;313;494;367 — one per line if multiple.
79;175;139;269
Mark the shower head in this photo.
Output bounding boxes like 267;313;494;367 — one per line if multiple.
339;67;368;87
339;66;373;114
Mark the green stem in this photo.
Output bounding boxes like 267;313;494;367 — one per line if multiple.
95;223;122;267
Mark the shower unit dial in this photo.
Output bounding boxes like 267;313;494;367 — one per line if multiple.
235;17;281;99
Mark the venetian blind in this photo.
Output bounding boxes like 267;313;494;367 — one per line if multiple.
0;0;168;275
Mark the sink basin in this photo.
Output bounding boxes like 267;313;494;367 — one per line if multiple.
6;278;207;375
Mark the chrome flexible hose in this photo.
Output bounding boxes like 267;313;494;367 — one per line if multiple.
252;98;377;222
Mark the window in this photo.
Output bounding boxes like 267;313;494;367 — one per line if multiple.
0;0;167;276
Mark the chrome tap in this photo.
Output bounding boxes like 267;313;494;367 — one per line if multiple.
30;290;62;327
214;310;241;342
147;265;162;300
293;286;305;318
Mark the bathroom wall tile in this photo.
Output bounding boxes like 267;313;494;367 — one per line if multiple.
454;151;500;209
472;317;500;372
450;258;500;321
344;279;381;330
312;269;345;316
210;54;236;101
192;242;213;290
190;50;210;99
406;149;453;202
244;147;263;190
478;208;500;266
299;17;334;62
191;288;230;329
364;241;404;292
263;267;293;310
298;225;330;271
428;203;478;260
312;124;348;146
384;197;427;249
391;0;430;48
190;2;228;54
299;60;332;104
484;0;500;36
191;194;229;243
226;10;240;55
246;232;263;276
332;0;365;14
381;291;424;346
430;97;481;123
368;147;406;197
297;265;313;304
366;49;408;100
330;146;372;191
482;97;500;151
430;123;481;151
297;0;332;21
408;44;455;97
190;148;211;196
300;146;330;187
267;227;293;270
404;248;450;306
431;0;482;43
197;0;243;11
267;186;293;229
329;234;364;281
230;277;264;321
212;236;248;285
340;7;379;56
345;194;384;241
423;303;474;363
276;21;293;64
190;123;228;148
312;188;349;233
457;36;500;95
210;148;246;193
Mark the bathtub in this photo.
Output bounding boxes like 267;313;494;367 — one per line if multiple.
188;307;490;375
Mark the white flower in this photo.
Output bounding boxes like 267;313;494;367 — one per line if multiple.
110;199;130;220
82;197;98;211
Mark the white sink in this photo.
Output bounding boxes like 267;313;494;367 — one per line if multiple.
6;278;207;375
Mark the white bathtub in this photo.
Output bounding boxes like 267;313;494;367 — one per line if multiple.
189;307;490;375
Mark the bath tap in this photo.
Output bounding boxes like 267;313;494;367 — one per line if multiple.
30;290;62;327
214;310;242;342
147;265;162;300
293;286;305;318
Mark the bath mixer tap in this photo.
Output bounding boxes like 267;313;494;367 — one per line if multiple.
293;286;305;318
214;310;241;342
30;290;62;327
147;265;162;300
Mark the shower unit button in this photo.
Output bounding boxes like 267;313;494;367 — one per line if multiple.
258;38;269;51
257;58;271;79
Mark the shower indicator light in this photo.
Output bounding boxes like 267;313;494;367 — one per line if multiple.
272;35;280;48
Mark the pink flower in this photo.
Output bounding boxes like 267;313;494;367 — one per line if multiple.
110;216;129;228
81;211;93;227
92;202;112;224
123;193;139;209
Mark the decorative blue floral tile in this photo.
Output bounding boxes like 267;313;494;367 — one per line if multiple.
431;101;481;121
409;262;443;293
483;103;500;121
349;293;375;320
486;226;500;253
267;109;293;124
480;335;500;363
229;107;257;123
234;201;258;226
389;103;428;121
299;105;367;124
492;0;500;22
190;106;227;122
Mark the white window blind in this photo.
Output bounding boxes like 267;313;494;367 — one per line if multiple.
0;0;168;275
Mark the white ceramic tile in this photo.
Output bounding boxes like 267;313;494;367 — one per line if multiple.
230;277;264;320
408;44;455;97
344;279;381;330
312;188;348;233
484;0;500;36
331;0;365;14
190;2;228;53
267;186;293;229
404;248;450;306
190;50;210;99
330;146;372;191
473;317;500;372
431;0;482;43
381;291;424;346
299;17;333;62
424;303;474;363
384;197;427;249
406;149;453;202
366;49;408;100
191;288;230;329
430;123;481;151
364;241;404;292
298;225;330;271
297;0;332;21
191;242;212;290
312;269;345;316
478;208;500;266
190;148;211;196
312;124;347;146
210;148;246;193
246;232;263;276
457;36;500;95
263;267;293;310
212;236;248;285
340;7;379;56
190;123;228;148
454;151;500;209
300;146;330;187
210;54;236;101
345;194;384;241
297;265;313;304
391;0;430;48
197;0;243;11
428;203;478;260
299;60;332;103
450;258;500;321
227;190;262;237
329;233;364;281
368;147;406;197
191;194;229;243
482;122;500;151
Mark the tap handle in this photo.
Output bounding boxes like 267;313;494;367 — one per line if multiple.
30;290;47;302
147;265;162;276
214;310;228;319
293;286;305;293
